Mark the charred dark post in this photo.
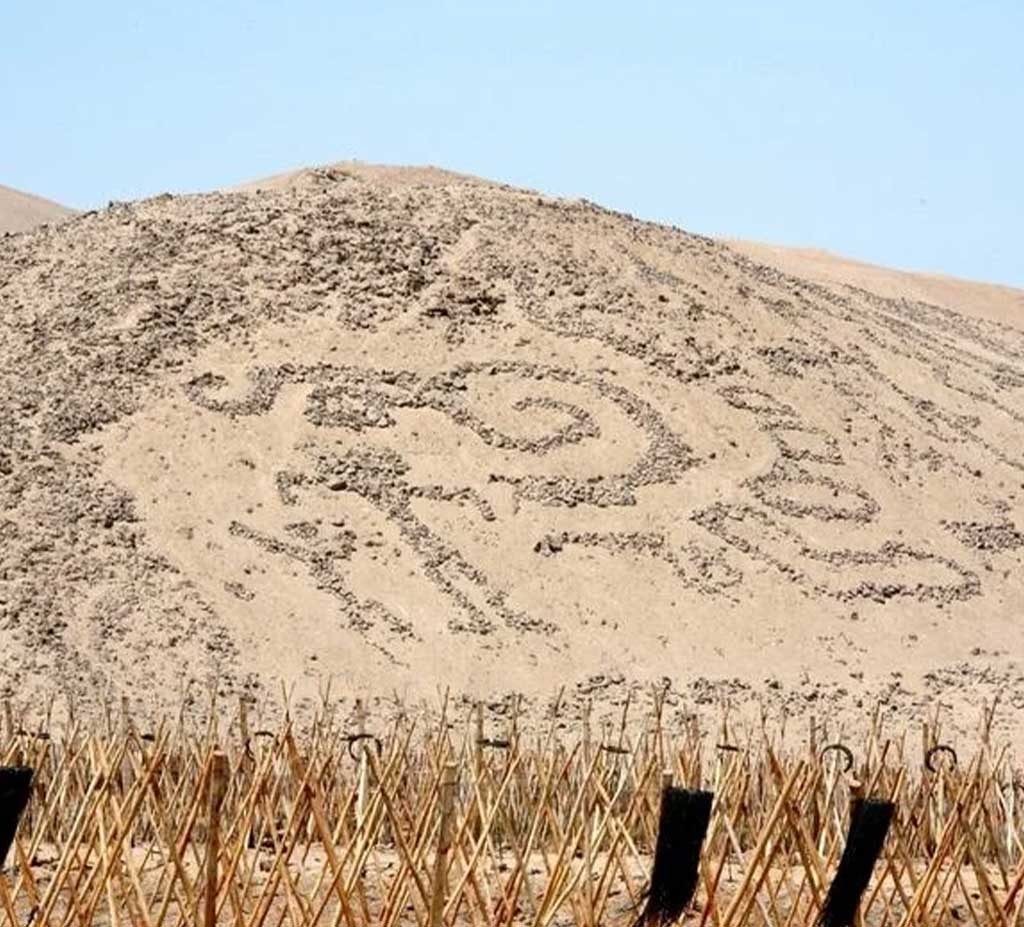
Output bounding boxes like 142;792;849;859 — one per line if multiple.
637;784;714;926
0;767;33;870
818;797;895;927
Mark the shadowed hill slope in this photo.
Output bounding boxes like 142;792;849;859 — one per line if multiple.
0;184;74;234
2;163;1023;731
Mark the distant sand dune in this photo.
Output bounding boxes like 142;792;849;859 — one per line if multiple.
731;239;1024;329
0;184;74;234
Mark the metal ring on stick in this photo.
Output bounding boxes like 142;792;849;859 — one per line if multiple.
820;743;854;772
925;744;958;773
346;732;383;762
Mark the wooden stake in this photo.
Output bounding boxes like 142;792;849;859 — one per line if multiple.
238;696;251;747
2;701;12;741
203;752;229;927
473;702;486;839
429;761;458;927
582;698;592;765
355;698;369;828
120;695;133;736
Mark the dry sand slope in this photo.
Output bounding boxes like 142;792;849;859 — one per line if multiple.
0;184;74;235
2;163;1024;731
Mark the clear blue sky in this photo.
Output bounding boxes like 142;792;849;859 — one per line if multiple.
4;1;1022;286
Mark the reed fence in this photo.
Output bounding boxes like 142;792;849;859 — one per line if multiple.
0;692;1021;927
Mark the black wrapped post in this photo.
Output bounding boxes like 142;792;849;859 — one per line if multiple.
637;777;714;926
818;797;894;927
0;767;33;870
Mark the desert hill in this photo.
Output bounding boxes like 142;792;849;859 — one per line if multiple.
732;239;1024;330
0;184;74;235
2;162;1023;732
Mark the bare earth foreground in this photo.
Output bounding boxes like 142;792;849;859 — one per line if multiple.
2;163;1024;735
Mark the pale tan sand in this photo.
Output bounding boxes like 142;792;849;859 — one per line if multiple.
0;183;74;234
1;163;1023;737
730;239;1024;328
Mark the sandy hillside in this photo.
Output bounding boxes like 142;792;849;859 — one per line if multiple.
0;184;74;234
731;239;1024;329
2;162;1024;733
